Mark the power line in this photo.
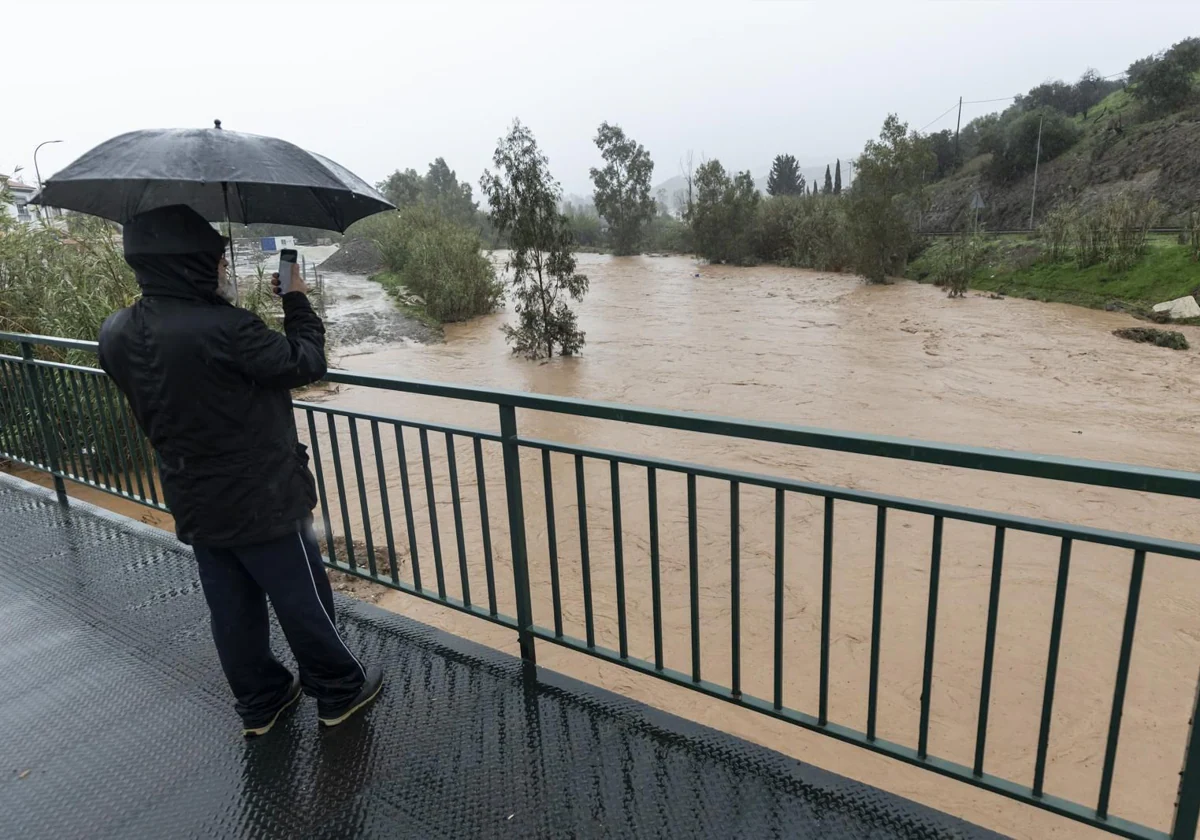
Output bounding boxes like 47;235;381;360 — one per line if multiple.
963;96;1016;105
919;69;1130;135
918;102;961;132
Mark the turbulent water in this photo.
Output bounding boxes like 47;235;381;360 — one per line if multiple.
307;253;1200;838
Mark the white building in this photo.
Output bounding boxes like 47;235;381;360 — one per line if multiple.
0;174;37;225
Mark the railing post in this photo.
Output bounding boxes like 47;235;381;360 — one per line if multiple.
19;341;68;506
1172;672;1200;840
499;403;536;664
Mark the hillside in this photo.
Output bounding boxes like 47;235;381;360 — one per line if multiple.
924;91;1200;231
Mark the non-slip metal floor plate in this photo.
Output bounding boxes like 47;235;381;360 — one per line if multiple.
0;473;1006;839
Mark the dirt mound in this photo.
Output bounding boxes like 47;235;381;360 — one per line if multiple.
318;238;384;275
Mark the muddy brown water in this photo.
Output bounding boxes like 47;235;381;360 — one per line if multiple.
302;254;1200;839
21;253;1199;838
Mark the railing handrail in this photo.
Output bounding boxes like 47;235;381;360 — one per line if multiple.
5;328;1200;839
7;329;1200;499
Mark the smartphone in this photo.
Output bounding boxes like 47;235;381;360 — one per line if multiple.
277;249;298;294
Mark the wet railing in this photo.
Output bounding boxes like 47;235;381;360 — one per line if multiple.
2;329;1199;840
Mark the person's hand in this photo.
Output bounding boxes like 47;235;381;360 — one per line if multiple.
271;263;309;296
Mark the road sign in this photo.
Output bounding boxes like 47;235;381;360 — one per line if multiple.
970;191;986;210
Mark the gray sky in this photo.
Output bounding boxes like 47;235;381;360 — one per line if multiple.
5;1;1192;198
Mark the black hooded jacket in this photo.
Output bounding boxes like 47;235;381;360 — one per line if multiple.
98;205;326;547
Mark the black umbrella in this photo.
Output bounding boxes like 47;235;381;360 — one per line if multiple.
30;121;393;232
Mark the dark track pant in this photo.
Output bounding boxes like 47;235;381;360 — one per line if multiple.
193;523;365;724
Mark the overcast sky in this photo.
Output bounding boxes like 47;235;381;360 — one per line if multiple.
5;1;1192;198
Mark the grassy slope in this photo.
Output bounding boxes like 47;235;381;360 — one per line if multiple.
924;80;1200;231
368;271;441;328
907;235;1199;309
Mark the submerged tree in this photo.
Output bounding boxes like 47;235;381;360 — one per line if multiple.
766;154;804;196
481;120;588;359
589;122;656;256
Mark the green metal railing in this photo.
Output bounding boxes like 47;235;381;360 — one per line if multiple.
2;329;1200;840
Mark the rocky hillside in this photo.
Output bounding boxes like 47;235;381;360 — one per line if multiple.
924;94;1200;231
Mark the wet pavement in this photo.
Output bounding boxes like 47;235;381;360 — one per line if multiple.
0;473;1003;840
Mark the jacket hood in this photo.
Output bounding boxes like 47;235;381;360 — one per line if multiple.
122;205;228;303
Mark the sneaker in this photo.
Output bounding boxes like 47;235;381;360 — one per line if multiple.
318;666;384;728
242;676;303;738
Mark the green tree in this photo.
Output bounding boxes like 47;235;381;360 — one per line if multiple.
985;109;1081;184
481;120;588;358
766;154;803;196
423;157;479;228
376;168;423;208
833;159;843;195
691;159;760;264
375;160;480;230
1129;53;1196;114
1169;37;1200;72
847;114;933;283
926;130;957;179
822;165;833;195
589;122;656;256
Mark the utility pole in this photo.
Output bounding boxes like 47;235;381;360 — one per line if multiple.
1028;113;1044;230
953;96;963;165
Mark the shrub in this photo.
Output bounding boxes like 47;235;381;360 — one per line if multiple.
402;223;503;321
353;206;501;322
930;232;987;297
0;216;137;357
1041;204;1077;262
643;214;692;253
1040;192;1160;270
756;195;804;263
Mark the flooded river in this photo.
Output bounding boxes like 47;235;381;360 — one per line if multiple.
306;253;1200;839
49;250;1191;839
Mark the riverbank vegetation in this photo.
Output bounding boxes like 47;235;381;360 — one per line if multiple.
906;187;1200;310
351;205;501;324
0;213;135;358
682;34;1199;297
909;233;1198;310
0;207;288;357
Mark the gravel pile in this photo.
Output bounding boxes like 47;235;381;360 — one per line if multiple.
318;238;384;275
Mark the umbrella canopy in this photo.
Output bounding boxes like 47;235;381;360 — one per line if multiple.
30;125;393;232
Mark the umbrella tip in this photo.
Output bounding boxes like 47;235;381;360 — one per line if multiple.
213;119;222;130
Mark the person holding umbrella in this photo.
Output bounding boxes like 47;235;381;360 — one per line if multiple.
35;125;395;736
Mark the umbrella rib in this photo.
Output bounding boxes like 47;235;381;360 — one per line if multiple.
308;187;345;233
